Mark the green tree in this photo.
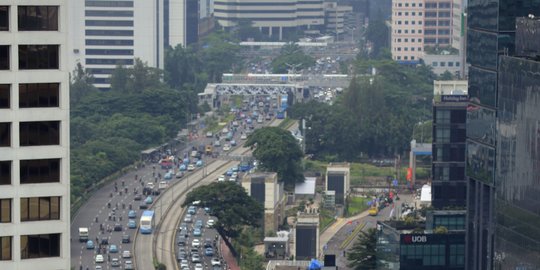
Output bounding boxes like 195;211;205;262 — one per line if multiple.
240;249;265;270
245;127;304;188
364;19;389;57
347;228;377;270
271;43;315;73
236;20;264;41
70;63;96;104
198;31;241;82
438;70;454;80
183;182;263;238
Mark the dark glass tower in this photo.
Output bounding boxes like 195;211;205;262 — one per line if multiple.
465;1;540;269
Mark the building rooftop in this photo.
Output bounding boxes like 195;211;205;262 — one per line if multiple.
266;260;311;270
295;177;316;195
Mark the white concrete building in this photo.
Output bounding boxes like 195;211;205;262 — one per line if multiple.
0;2;71;269
391;0;425;63
325;163;350;206
423;52;462;76
324;2;353;35
69;0;164;90
214;0;325;40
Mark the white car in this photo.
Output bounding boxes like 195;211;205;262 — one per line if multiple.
217;175;225;182
223;144;231;151
192;239;200;248
206;132;213;138
206;219;215;228
122;250;131;258
211;258;221;266
240;134;247;140
187;164;195;171
95;254;104;263
180;259;189;269
231;172;238;179
195;263;204;270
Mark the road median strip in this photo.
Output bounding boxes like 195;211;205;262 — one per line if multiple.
339;222;366;250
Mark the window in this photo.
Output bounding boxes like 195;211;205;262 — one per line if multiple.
85;39;134;46
18;45;59;70
85;29;133;36
404;30;408;34
85;10;133;17
18;6;58;31
0;85;9;108
0;45;9;70
397;38;402;42
404;56;408;60
418;21;422;25
411;47;415;51
85;58;133;65
436;127;450;143
425;3;437;8
397;56;401;60
85;1;134;7
19;83;59;108
19;159;60;184
0;161;10;185
411;39;415;42
426;12;437;17
411;56;415;60
20;234;60;259
405;3;409;7
436;110;451;124
418;47;422;51
439;29;450;35
85;20;133;27
441;62;446;67
397;47;402;51
456;62;460;67
432;62;438;67
19;121;60;146
405;12;408;16
85;49;133;56
397;30;402;34
439;2;451;8
405;38;409;42
439;11;451;17
404;47;408;51
425;20;437;26
0;122;10;147
20;196;60;221
0;6;8;31
412;12;416;16
0;236;11;260
425;29;436;35
411;21;415;25
448;62;454;67
439;20;451;26
398;3;402;7
0;199;10;223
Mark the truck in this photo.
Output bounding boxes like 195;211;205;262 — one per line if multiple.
205;144;213;155
158;181;169;191
368;205;379;216
79;227;89;242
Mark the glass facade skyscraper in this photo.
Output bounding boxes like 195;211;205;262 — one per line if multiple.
466;1;540;269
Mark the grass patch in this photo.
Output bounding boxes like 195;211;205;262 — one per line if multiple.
320;208;336;232
278;118;294;129
303;160;430;185
204;113;236;133
346;196;370;216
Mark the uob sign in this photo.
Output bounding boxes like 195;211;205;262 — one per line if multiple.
403;235;428;244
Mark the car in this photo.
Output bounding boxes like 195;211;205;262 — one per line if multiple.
211;258;221;266
223;144;231;151
204;207;211;214
122;250;132;258
95;266;103;270
213;140;221;147
95;254;104;263
231;166;239;172
191;253;201;263
111;257;120;267
127;219;137;229
204;238;213;248
240;134;247;140
122;234;130;243
257;117;263;123
265;115;271;120
206;132;213;138
230;140;237;146
195;263;204;270
114;223;122;231
187;164;195;171
109;244;118;253
221;127;229;134
205;247;214;256
187;206;197;215
146;182;155;189
217;175;225;182
124;261;134;270
193;228;202;236
100;237;108;245
196;160;204;167
180;259;189;269
177;236;187;246
192;239;200;248
184;214;193;223
177;250;188;261
176;171;184;178
206;219;215;228
139;203;148;210
178;222;188;231
86;240;95;249
134;194;142;201
145;196;153;204
179;164;187;171
128;210;137;218
195;220;203;229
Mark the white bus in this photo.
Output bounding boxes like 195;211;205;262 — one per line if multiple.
140;210;155;234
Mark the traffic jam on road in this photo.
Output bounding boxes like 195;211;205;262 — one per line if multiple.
72;95;281;270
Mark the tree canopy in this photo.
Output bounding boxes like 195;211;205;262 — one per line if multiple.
244;127;304;188
347;228;377;270
183;182;263;238
271;43;315;73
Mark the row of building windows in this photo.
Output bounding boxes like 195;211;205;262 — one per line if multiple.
395;47;423;52
395;11;423;16
0;6;59;31
396;29;423;34
85;20;133;27
0;159;60;185
85;39;134;46
1;121;60;147
425;38;450;44
85;10;133;17
85;1;134;8
396;56;417;61
396;20;423;25
425;2;452;9
1;234;61;261
0;45;59;70
395;38;423;43
395;2;423;8
432;61;461;67
425;11;451;17
0;84;60;109
1;197;61;223
425;29;451;35
425;20;451;26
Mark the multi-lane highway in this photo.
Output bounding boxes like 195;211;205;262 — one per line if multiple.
138;118;284;270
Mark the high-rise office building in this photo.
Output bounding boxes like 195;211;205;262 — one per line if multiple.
0;2;71;269
214;0;325;40
432;80;467;208
424;0;452;47
390;0;425;63
69;0;164;90
465;1;540;269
